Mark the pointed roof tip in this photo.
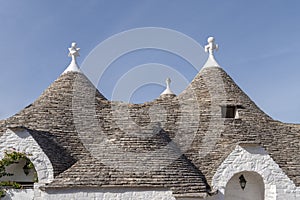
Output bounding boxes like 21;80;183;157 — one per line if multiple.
63;60;81;74
63;42;82;74
203;36;221;69
202;54;220;69
160;78;176;96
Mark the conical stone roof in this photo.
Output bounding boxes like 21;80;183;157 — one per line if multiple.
179;62;300;186
0;61;211;196
0;39;299;196
2;71;106;175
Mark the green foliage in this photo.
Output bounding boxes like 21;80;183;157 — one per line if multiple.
0;181;22;189
0;151;37;198
33;171;39;183
0;190;4;198
0;151;33;178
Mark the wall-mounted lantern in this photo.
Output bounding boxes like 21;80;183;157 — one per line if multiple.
239;175;247;190
23;164;30;176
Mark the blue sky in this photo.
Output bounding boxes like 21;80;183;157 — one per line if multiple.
0;0;300;123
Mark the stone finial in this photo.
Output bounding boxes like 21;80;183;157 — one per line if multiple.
166;77;171;88
68;42;80;61
205;37;218;56
63;42;81;74
161;78;175;96
203;36;220;68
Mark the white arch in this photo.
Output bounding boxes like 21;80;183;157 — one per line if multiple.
211;145;299;200
224;171;264;200
0;128;54;184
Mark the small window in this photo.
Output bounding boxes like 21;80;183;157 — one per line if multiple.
221;105;245;119
221;105;236;118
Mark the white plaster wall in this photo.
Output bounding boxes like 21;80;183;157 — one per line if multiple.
209;145;300;200
34;188;176;200
2;189;34;200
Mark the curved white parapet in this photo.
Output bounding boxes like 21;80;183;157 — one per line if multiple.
0;128;54;184
210;145;300;200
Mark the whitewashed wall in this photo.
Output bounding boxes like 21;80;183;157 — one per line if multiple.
209;145;300;200
1;187;179;200
2;189;34;200
36;188;176;200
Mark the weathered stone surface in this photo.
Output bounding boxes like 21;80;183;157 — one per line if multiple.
0;64;299;199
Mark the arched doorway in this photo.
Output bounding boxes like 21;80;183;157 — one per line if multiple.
225;171;264;200
0;152;38;188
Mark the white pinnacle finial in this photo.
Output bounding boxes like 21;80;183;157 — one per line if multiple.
161;77;175;96
203;36;220;68
68;42;80;60
63;42;81;74
205;37;218;56
166;78;171;88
